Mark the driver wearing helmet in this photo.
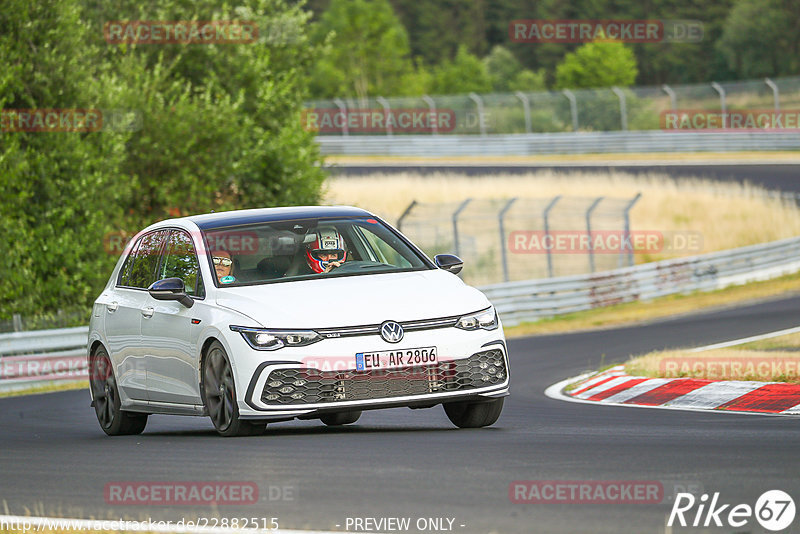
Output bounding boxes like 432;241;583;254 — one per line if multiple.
306;227;347;274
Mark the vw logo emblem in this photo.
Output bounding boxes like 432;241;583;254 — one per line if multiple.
380;321;404;343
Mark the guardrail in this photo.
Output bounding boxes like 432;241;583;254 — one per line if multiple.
3;236;800;391
481;236;800;326
317;131;800;156
0;327;89;392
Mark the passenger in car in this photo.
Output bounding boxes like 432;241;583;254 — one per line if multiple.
305;227;348;274
212;250;236;284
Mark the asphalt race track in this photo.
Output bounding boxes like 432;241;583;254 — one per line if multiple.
329;163;800;193
2;295;800;533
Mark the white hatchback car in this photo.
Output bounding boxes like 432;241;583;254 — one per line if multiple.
88;207;510;436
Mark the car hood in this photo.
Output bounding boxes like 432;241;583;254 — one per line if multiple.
215;269;490;328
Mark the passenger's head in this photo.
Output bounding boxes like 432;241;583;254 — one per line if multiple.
305;227;347;273
212;250;234;282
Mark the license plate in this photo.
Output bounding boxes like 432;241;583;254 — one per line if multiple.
355;346;437;371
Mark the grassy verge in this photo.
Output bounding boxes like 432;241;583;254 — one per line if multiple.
503;270;800;338
625;331;800;383
0;381;87;399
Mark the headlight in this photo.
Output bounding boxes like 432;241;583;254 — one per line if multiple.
230;326;322;350
455;306;498;331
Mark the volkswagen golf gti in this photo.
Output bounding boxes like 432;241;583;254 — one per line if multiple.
88;206;510;436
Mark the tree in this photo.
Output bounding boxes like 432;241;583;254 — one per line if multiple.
85;0;327;225
716;0;800;78
0;0;129;319
391;0;488;65
509;69;547;93
430;45;492;95
483;45;547;92
0;0;327;320
310;0;416;100
484;45;521;91
555;37;638;89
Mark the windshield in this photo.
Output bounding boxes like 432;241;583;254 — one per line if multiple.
201;217;431;287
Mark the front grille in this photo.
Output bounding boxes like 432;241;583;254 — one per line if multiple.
314;315;459;339
260;349;506;405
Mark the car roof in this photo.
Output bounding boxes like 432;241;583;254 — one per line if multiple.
184;206;374;230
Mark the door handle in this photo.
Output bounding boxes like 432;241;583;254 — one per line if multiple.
141;307;155;318
106;302;118;313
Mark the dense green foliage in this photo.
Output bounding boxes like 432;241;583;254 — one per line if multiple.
555;39;638;89
306;0;800;98
0;0;325;321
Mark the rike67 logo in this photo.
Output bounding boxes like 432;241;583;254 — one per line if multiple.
668;490;796;531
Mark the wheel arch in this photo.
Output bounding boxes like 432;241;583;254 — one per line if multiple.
89;339;105;357
198;335;222;404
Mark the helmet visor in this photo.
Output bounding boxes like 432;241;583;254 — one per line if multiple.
310;249;344;261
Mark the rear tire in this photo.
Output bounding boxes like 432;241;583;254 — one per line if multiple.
202;341;264;437
89;347;148;436
320;410;362;426
444;398;504;428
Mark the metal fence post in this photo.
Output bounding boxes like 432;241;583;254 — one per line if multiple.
12;314;22;332
498;198;518;282
422;95;438;135
585;197;604;272
333;98;348;136
397;200;418;232
662;84;677;111
376;96;393;135
765;78;780;110
543;196;561;277
562;90;579;132
612;87;628;131
452;199;472;257
561;89;578;132
710;82;726;114
468;92;487;136
621;193;642;267
514;91;531;133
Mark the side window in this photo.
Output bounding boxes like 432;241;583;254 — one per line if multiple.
127;230;168;289
118;237;142;287
357;226;412;267
159;230;204;297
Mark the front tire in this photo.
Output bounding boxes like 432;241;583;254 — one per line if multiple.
89;347;147;436
202;341;264;437
320;410;361;426
444;398;504;428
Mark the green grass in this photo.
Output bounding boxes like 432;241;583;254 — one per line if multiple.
0;381;87;399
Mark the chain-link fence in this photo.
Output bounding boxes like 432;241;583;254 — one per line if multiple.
397;195;641;286
305;76;800;135
0;310;89;334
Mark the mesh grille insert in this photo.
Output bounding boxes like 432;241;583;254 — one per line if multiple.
261;349;506;405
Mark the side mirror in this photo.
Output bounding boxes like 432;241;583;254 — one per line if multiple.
148;277;194;308
434;254;463;275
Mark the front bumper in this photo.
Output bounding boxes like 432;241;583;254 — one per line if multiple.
239;343;510;419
